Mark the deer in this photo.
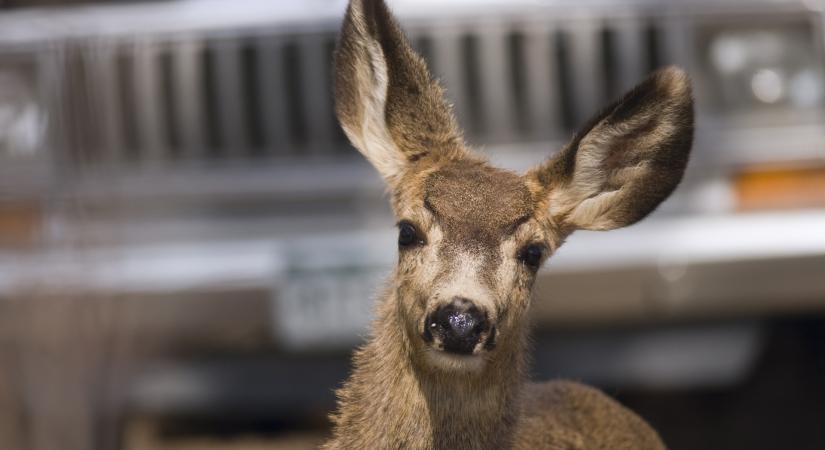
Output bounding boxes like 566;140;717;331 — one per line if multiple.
323;0;693;449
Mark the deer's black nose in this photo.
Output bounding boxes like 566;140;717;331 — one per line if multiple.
426;298;490;355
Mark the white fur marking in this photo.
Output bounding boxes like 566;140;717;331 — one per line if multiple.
424;347;485;372
341;39;407;183
435;250;495;312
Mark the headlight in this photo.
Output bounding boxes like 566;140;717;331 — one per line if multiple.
0;61;47;159
699;20;825;114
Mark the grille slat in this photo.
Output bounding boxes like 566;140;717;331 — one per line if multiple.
461;33;483;135
612;19;648;95
116;46;139;160
655;16;687;71
430;29;471;133
297;34;335;155
212;39;248;158
172;38;206;160
160;48;180;156
564;21;606;128
257;37;292;157
87;43;124;164
241;40;265;155
521;24;560;139
645;21;668;72
65;49;96;164
475;23;515;144
133;39;166;163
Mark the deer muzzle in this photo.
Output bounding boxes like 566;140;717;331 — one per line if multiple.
424;297;494;355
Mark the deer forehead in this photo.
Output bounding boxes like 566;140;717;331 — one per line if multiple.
422;160;535;247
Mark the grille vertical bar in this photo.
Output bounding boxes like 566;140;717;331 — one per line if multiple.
62;48;94;165
257;36;292;157
297;34;335;155
564;20;605;128
475;23;515;144
644;22;664;71
171;38;206;160
160;47;180;157
612;18;647;94
86;42;124;164
212;39;248;158
431;28;471;133
240;40;265;156
657;16;688;71
133;39;166;163
521;23;560;140
116;44;139;161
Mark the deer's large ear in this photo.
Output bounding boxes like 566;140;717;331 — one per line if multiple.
528;66;694;232
334;0;465;185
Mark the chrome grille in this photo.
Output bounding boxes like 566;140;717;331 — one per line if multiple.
58;16;668;166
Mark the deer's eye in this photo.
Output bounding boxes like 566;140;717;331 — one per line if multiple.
519;243;545;270
398;221;424;248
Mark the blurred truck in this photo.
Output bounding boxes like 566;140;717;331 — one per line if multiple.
0;0;824;449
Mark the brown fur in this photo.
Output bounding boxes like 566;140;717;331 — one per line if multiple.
325;1;693;449
425;159;534;250
515;381;667;450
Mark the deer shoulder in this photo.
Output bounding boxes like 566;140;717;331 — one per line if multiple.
515;380;666;450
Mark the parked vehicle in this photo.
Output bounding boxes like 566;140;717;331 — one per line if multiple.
0;1;823;449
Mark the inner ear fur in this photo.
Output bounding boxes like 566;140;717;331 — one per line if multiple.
528;66;694;232
334;0;466;185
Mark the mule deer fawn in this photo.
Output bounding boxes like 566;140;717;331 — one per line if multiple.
324;1;693;448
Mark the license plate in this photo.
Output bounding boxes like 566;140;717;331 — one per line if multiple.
272;233;393;351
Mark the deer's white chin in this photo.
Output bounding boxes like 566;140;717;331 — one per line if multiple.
424;348;486;372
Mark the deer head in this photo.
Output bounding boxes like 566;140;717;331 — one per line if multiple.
334;0;693;373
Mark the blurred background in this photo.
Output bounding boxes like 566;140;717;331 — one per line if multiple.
0;0;824;449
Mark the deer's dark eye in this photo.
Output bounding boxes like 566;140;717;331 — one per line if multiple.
519;243;545;270
398;221;423;248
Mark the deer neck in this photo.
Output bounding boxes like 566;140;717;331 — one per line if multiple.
326;290;529;450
